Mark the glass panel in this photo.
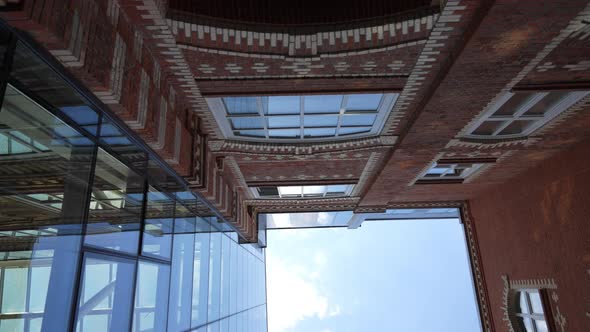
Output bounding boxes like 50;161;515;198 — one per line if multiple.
492;93;535;117
99;118;148;171
208;232;222;322
303;115;338;127
265;211;354;228
267;116;300;128
472;120;505;136
498;120;534;136
267;96;300;114
0;319;24;331
302;185;326;196
235;130;266;138
75;253;136;332
327;184;350;194
142;188;174;260
229;117;264;130
345;94;382;111
534;319;548;332
304;95;342;113
518;292;530;313
528;291;544;314
168;207;195;332
268;129;300;138
133;261;170;332
12;42;100;137
524;92;569;117
341;114;377;126
1;267;27;313
303;128;336;137
338;126;372;135
220;235;231;319
0;83;93;331
192;222;211;328
223;97;259;115
85;148;144;254
278;186;301;197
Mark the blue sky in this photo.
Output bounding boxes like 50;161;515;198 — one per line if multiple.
265;218;481;332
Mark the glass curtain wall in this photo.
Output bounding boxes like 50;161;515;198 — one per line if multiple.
0;22;267;332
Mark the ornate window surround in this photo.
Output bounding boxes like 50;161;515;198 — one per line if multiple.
501;275;566;332
462;91;589;141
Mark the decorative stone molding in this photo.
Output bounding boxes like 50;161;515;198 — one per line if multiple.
501;275;566;332
460;203;494;332
383;1;469;134
351;152;383;197
169;13;438;57
247;197;360;214
207;136;396;156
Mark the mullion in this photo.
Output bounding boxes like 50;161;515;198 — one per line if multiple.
335;96;347;137
255;97;269;139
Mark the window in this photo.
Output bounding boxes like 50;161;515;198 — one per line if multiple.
465;91;589;139
206;93;398;141
416;162;485;184
254;184;354;199
511;290;550;332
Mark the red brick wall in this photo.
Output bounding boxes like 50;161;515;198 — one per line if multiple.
469;138;590;332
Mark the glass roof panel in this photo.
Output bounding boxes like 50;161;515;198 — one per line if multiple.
346;94;383;111
304;128;336;137
341;114;377;126
268;129;300;138
338;126;372;135
278;186;301;196
268;116;300;128
223;97;259;115
268;96;300;114
235;130;266;138
303;115;338;127
229;117;264;129
304;95;342;113
302;186;326;195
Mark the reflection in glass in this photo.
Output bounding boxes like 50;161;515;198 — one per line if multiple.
75;253;136;332
192;224;211;328
0;83;94;331
142;188;174;260
85;148;144;254
208;232;222;322
133;261;170;332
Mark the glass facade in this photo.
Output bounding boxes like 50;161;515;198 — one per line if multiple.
0;24;267;332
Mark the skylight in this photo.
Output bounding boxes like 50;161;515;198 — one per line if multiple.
255;184;354;199
206;93;398;141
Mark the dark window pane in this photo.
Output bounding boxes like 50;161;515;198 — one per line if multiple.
524;92;569;117
492;93;534;117
498;120;534;136
472;120;505;136
235;130;266;138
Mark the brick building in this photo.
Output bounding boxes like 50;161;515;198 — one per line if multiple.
0;0;589;331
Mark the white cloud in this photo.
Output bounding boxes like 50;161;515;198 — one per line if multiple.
266;253;341;332
314;251;327;267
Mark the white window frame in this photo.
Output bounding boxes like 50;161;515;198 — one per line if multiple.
206;93;398;143
510;289;550;332
416;162;485;183
463;90;589;140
